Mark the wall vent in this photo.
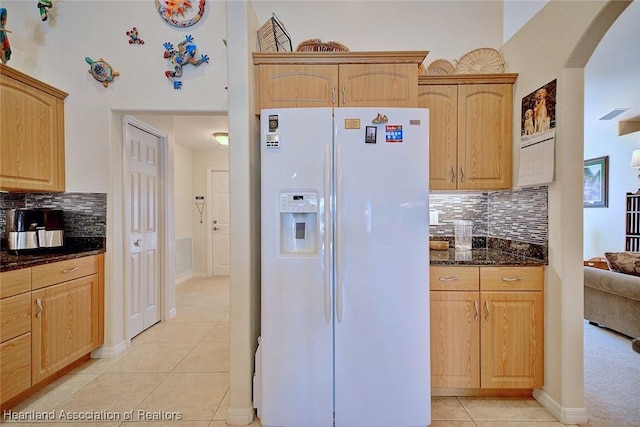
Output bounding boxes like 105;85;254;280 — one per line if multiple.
599;108;630;120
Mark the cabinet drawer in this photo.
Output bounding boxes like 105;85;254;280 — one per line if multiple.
480;266;544;291
430;266;479;291
0;268;31;299
1;333;31;404
0;293;31;342
32;255;99;290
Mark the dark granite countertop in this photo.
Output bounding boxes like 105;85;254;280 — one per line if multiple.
430;248;546;266
0;237;105;272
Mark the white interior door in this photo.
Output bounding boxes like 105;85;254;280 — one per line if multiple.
208;170;230;276
126;121;161;339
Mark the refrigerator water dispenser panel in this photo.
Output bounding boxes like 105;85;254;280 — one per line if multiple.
279;192;318;255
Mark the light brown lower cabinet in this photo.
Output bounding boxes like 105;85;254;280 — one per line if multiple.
0;253;104;408
31;273;102;384
430;265;544;392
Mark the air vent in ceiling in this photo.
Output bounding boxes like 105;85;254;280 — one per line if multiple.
599;108;630;120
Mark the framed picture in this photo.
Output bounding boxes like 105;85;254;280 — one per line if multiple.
365;126;377;143
584;156;609;208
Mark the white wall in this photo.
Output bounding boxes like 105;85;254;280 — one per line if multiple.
174;144;195;240
502;1;631;423
583;0;640;258
250;1;503;67
502;1;547;43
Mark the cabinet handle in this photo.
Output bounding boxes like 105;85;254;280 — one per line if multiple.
450;166;456;182
502;277;523;282
484;301;490;320
62;267;79;274
438;276;459;282
474;300;479;321
35;298;43;318
332;85;336;105
460;166;466;182
342;85;346;105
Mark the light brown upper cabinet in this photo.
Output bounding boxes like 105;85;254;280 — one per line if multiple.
253;51;428;112
418;74;517;190
0;64;67;192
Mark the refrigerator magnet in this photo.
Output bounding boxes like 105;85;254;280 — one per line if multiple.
268;115;279;132
344;118;360;129
385;125;403;143
365;126;377;143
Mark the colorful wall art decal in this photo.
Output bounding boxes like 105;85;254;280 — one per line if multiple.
126;27;144;45
0;8;11;64
163;35;208;90
155;0;205;28
37;0;53;21
85;57;119;88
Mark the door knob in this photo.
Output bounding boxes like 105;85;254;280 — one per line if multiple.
213;227;219;231
134;239;142;246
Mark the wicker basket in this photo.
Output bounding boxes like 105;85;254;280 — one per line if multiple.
426;59;455;75
455;48;505;74
296;39;349;52
257;13;292;52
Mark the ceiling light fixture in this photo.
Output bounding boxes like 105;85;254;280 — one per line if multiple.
213;132;229;146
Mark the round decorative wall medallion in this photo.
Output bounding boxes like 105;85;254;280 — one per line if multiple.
155;0;205;28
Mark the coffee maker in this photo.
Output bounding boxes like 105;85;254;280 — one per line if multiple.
5;208;65;251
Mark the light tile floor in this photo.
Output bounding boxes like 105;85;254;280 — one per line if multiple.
2;277;572;427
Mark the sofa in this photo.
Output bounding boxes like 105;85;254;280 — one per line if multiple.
584;256;640;339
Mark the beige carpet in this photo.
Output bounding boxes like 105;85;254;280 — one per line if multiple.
582;320;640;427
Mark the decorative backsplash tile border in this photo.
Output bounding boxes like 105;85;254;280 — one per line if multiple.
0;193;107;238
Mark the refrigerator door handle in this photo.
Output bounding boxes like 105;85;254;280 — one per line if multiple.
336;145;344;323
324;145;332;323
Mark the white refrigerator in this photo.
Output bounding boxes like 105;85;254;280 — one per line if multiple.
260;107;430;427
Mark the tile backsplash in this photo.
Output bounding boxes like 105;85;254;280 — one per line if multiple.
0;193;107;238
429;186;548;246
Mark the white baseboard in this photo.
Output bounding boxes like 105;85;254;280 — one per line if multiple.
226;406;256;425
175;271;193;285
534;389;589;424
90;340;129;359
168;307;177;320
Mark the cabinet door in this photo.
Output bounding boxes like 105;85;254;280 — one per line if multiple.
418;85;458;190
457;84;512;190
431;291;480;388
0;333;31;404
339;63;417;107
256;64;338;110
31;274;101;384
0;70;65;192
480;291;544;389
